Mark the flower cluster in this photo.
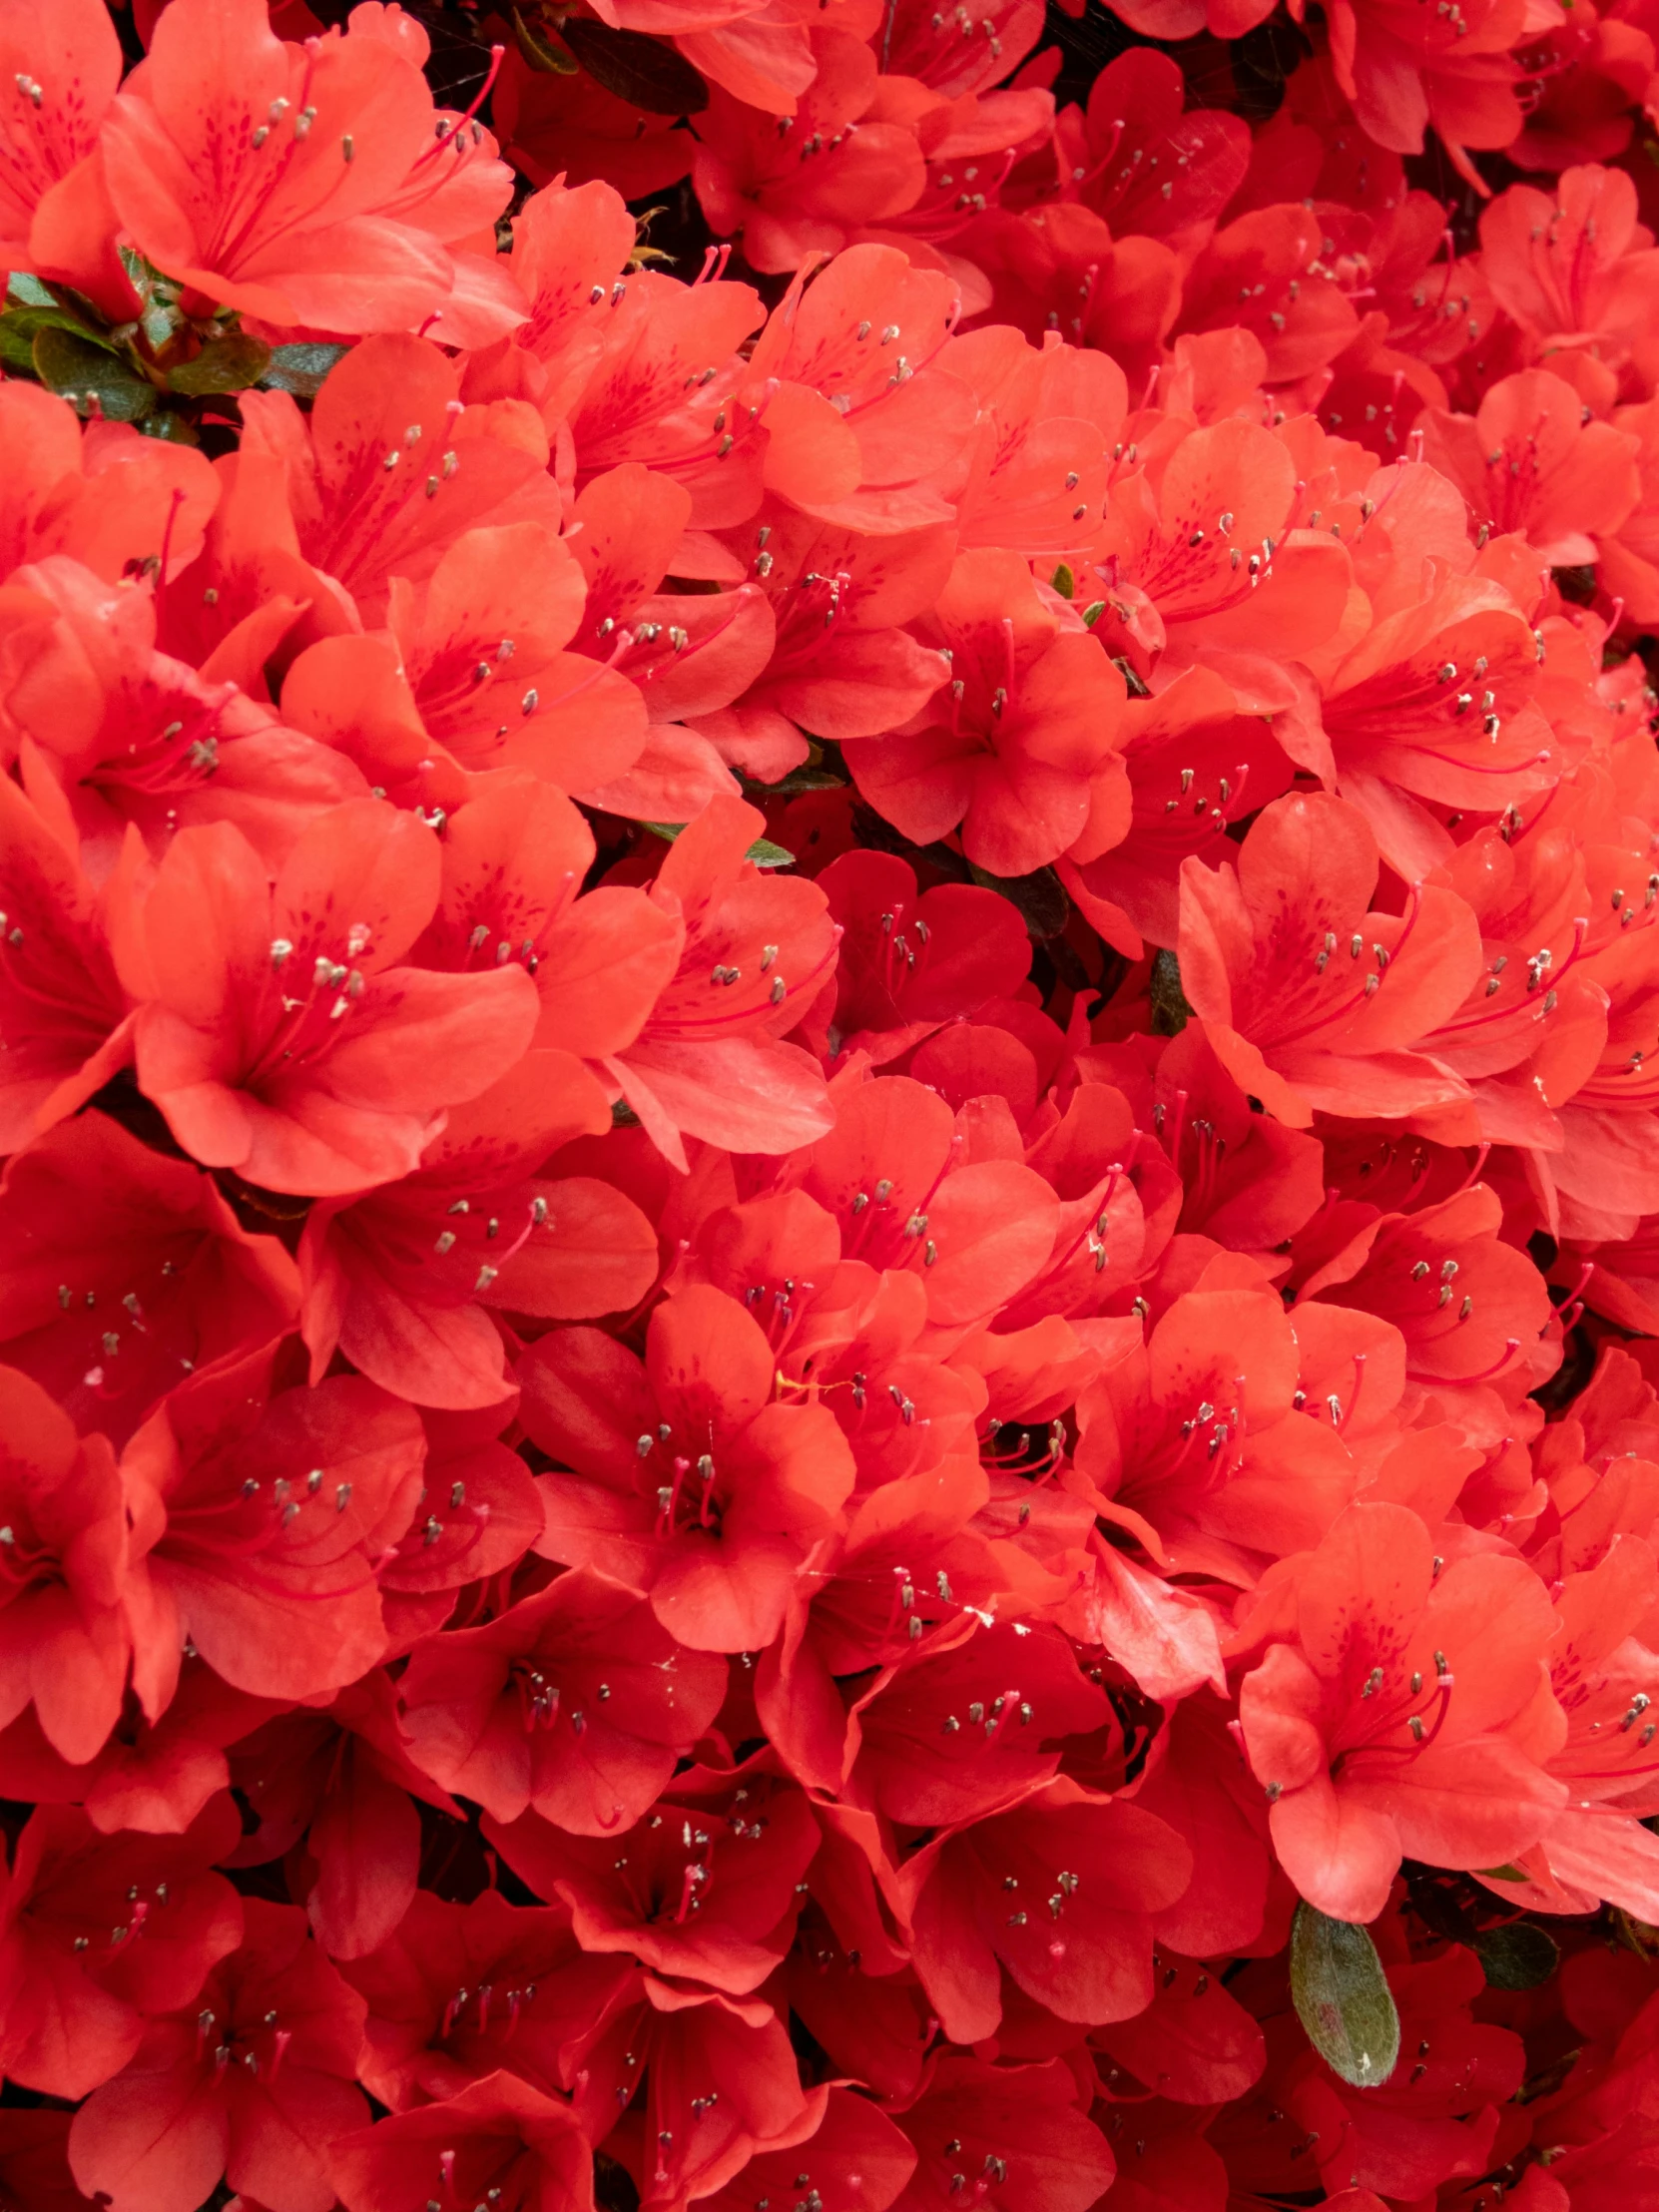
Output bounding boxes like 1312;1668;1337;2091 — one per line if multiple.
7;2;1659;2211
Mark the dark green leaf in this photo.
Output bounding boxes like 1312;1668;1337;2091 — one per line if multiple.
1051;562;1076;599
1081;600;1106;627
642;821;794;868
1291;1903;1400;2089
1477;1864;1528;1883
1150;946;1193;1035
511;5;580;71
138;408;202;446
967;861;1070;942
749;765;845;797
167;333;272;395
142;299;182;352
259;341;352;398
558;18;709;113
111;247;185;350
0;301;115;370
1475;1924;1560;1991
32;327;155;421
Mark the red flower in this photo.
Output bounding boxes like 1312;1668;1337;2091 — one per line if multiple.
1054;49;1251;240
1419;369;1641;565
0;0;124;296
845;1620;1110;1825
0;383;218;588
224;1671;460;1961
571;1967;810;2207
68;1897;369;2212
1297;1182;1552;1397
340;1887;628;2109
517;1282;855;1651
1295;567;1579;881
117;799;540;1197
888;2056;1117;2212
240;334;559;624
375;1405;550;1645
399;1567;728;1833
1070;1265;1357;1583
697;2086;918;2212
789;1069;1062;1335
1177;792;1482;1128
0;1363;129;1765
298;1048;656;1412
742;245;971;529
599;797;838;1169
409;777;684;1078
485;1763;820;1995
1478;165;1659;375
844;547;1128;879
1090;418;1350;705
493;47;693;200
100;0;511;334
0;1795;242;2101
1092;1944;1267;2102
1059;665;1295;954
1236;1500;1566;1921
897;1776;1193;2043
0;1653;279;1843
692;30;926;275
330;2068;594;2212
0;2110;93;2212
2;554;364;876
0;1111;300;1447
122;1343;424;1715
699;495;953;776
1136;1020;1325;1259
1322;0;1527;178
1479;1536;1659;1922
0;768;133;1152
817;848;1031;1064
1176;206;1362;381
1283;1944;1525;2199
381;519;649;795
566;466;779;752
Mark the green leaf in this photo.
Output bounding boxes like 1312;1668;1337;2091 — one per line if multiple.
0;301;115;371
1290;1903;1400;2089
31;327;155;421
966;861;1070;942
1052;562;1076;599
1112;654;1151;698
259;341;351;398
6;272;56;306
138;408;202;446
642;821;795;868
1081;600;1106;628
167;332;272;395
112;247;186;351
748;766;844;797
1475;1923;1560;1991
557;18;710;113
1476;1864;1528;1883
511;4;580;71
1149;946;1193;1036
